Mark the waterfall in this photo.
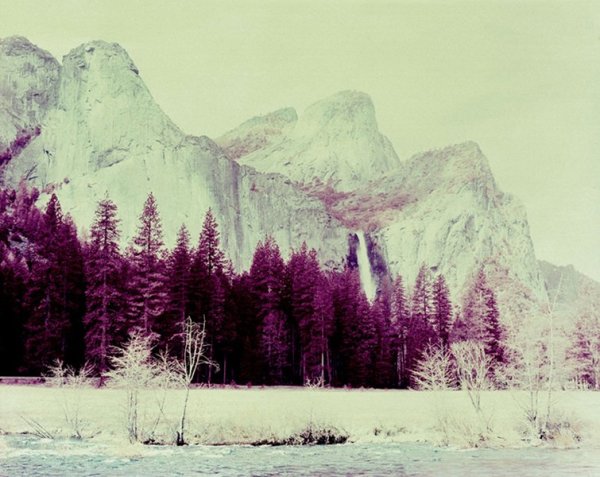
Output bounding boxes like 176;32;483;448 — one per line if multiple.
356;231;377;301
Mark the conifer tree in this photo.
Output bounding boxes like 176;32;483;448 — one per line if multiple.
288;243;319;382
370;297;396;387
189;209;228;383
331;267;376;387
453;267;504;363
128;193;167;336
250;236;289;383
311;274;335;384
163;224;192;356
484;287;503;362
230;272;262;383
287;244;335;384
24;195;86;372
0;253;26;375
404;264;436;385
432;274;452;348
411;264;434;330
59;215;87;368
391;274;410;387
0;185;44;374
84;197;125;373
197;208;225;277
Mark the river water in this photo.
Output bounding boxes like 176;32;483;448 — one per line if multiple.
1;436;599;476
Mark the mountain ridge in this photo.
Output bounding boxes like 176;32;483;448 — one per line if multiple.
0;36;570;323
0;37;350;272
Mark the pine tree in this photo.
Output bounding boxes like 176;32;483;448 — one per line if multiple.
391;274;410;387
197;208;225;277
128;193;167;336
288;243;319;382
189;209;228;383
230;272;262;384
24;195;86;372
250;236;289;383
84;197;125;373
287;244;335;384
405;264;436;385
432;274;452;348
453;267;504;364
411;264;434;330
311;273;335;385
484;287;503;363
58;215;86;369
0;185;45;374
163;224;192;356
0;253;26;375
370;297;396;387
330;267;376;387
220;274;240;384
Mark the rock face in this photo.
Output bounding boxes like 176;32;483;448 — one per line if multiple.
0;38;349;270
370;143;547;316
0;37;552;321
222;100;549;317
219;90;401;191
539;260;600;316
0;37;60;132
0;37;59;164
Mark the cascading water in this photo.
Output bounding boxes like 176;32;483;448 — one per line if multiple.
356;231;377;301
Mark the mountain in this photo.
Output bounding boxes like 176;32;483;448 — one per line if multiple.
223;103;548;316
0;37;349;270
539;260;600;317
218;90;401;192
368;142;547;317
0;37;59;167
0;37;551;322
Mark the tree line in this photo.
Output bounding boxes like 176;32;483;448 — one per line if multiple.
0;184;596;388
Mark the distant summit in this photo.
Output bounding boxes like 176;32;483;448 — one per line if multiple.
220;90;401;191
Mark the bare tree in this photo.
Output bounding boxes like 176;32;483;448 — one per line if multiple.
503;325;548;436
451;341;492;419
46;359;94;438
104;331;162;442
412;344;455;391
173;316;218;445
501;275;564;439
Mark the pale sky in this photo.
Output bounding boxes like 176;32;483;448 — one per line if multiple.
2;0;599;281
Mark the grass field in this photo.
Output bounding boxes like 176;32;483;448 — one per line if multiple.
1;385;599;449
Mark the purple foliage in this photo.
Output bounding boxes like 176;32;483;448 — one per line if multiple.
0;186;517;388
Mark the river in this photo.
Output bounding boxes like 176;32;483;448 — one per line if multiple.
1;435;599;476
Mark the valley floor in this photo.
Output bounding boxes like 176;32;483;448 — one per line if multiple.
1;386;599;449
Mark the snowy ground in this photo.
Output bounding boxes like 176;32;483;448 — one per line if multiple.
1;386;599;449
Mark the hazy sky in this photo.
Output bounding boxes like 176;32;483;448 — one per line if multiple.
2;0;599;280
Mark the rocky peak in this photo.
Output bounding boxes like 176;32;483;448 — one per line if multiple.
292;90;378;139
58;41;150;111
21;40;183;181
62;41;140;76
0;36;60;146
403;141;498;203
0;36;56;60
230;90;401;191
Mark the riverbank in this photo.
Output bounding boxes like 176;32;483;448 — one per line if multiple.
1;386;599;449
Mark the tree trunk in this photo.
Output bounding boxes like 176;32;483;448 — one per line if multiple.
177;386;191;446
